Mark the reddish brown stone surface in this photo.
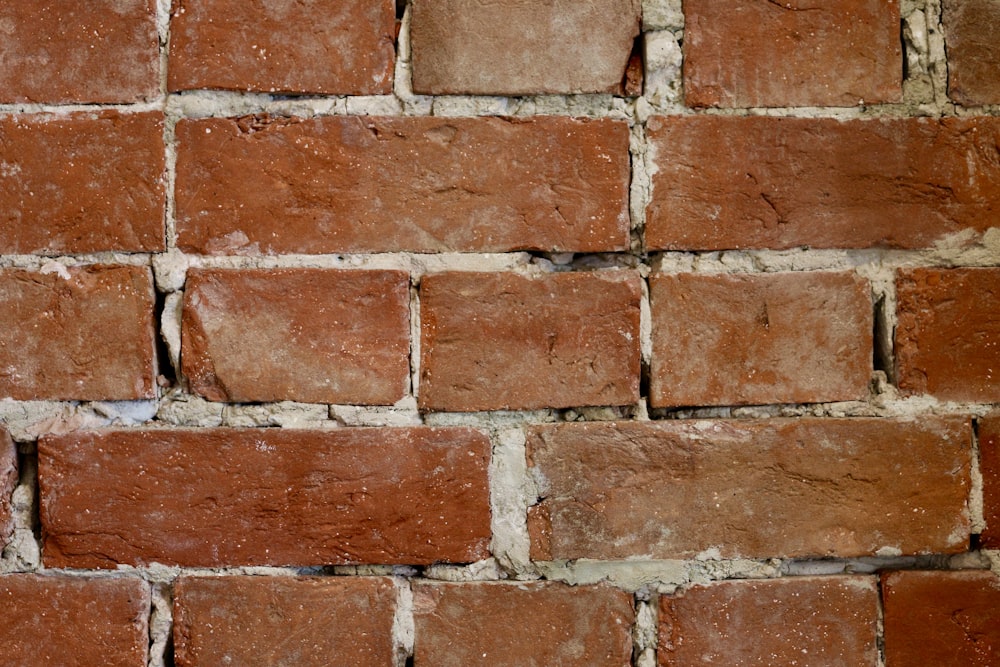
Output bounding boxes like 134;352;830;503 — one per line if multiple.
649;271;872;407
410;0;641;95
175;115;629;254
168;0;394;94
182;269;410;404
0;112;166;254
646;116;1000;250
896;268;1000;402
413;582;634;667
526;418;970;560
980;414;1000;548
0;427;15;551
659;576;878;666
0;575;150;666
0;266;157;401
39;427;491;568
174;576;397;666
419;271;641;412
882;570;1000;666
944;0;1000;105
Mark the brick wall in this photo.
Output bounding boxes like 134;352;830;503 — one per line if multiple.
1;0;998;665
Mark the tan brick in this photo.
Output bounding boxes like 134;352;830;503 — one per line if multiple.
944;0;1000;105
0;427;14;551
980;414;1000;549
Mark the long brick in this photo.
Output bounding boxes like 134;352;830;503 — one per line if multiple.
175;115;629;254
0;575;149;666
650;271;872;407
646;116;1000;250
526;418;970;560
0;266;157;401
39;427;491;568
413;582;633;667
981;415;1000;548
419;271;641;412
943;0;1000;105
0;427;14;551
182;269;410;404
174;576;397;666
0;112;166;254
168;0;394;94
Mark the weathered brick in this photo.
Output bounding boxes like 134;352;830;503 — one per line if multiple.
0;112;166;254
646;116;1000;250
419;271;641;412
943;0;1000;105
980;414;1000;548
175;115;629;254
683;0;901;108
410;0;641;95
413;582;634;667
39;427;491;568
882;570;1000;666
896;268;1000;402
659;576;878;666
174;576;396;666
526;418;970;560
650;271;872;407
168;0;394;95
182;269;410;404
0;575;149;666
0;427;15;551
0;266;157;401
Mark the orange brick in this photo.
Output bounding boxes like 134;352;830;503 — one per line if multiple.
943;0;1000;105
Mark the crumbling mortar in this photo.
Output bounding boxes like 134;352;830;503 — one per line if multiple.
391;576;415;667
970;418;986;533
633;596;658;667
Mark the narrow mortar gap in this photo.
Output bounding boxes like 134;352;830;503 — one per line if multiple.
154;289;178;389
396;0;408;21
900;19;909;81
875;574;887;667
970;416;986;535
16;442;40;543
872;294;895;382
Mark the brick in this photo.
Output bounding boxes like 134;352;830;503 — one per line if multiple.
683;0;901;108
896;268;1000;402
980;414;1000;548
659;576;878;666
175;115;629;254
650;271;871;407
943;0;1000;105
0;266;157;401
0;112;166;254
410;0;641;95
526;418;970;560
646;116;1000;250
181;269;410;404
174;576;396;666
0;427;14;551
882;570;1000;666
413;582;633;667
0;575;149;666
168;0;394;95
419;271;641;412
39;427;491;568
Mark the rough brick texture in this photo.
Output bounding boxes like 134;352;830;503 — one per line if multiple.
896;268;1000;402
0;266;157;401
943;0;1000;105
646;116;1000;250
649;271;872;407
173;576;397;666
981;415;1000;548
660;576;878;666
527;418;970;560
0;427;14;551
175;115;629;254
413;582;634;667
0;112;166;254
39;427;491;568
419;271;641;412
182;269;410;404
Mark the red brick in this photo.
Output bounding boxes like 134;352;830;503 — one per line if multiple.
896;268;1000;402
0;112;166;254
659;576;878;666
646;116;1000;250
174;576;396;666
0;265;157;401
944;0;1000;105
419;271;641;412
650;271;871;407
683;0;901;108
526;418;970;560
981;414;1000;548
413;582;633;667
168;0;394;95
410;0;641;95
182;269;410;404
0;1;158;103
39;427;491;568
0;427;15;550
0;575;149;666
175;115;629;254
882;570;1000;666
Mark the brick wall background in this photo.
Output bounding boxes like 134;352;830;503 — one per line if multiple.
1;0;999;664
